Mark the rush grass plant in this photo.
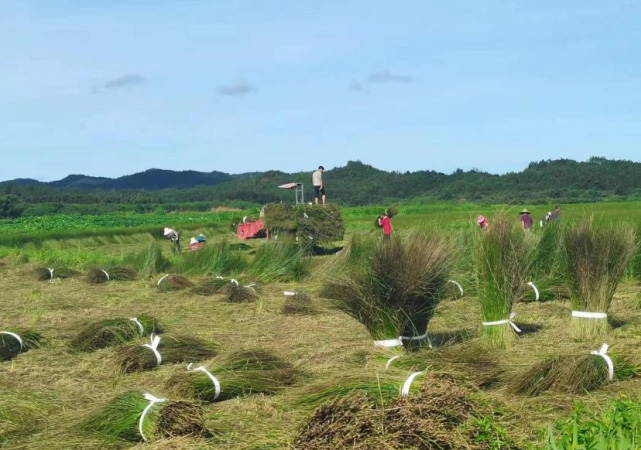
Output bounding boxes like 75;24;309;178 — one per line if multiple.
563;220;636;338
475;214;534;348
82;391;207;442
512;350;638;396
34;266;78;281
322;232;453;350
173;240;246;276
249;240;311;282
87;266;137;284
69;315;163;351
115;335;217;373
0;329;42;361
157;274;194;292
168;350;297;402
128;240;169;279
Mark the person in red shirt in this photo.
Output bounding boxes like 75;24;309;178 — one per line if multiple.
520;209;533;231
477;215;489;230
378;210;393;241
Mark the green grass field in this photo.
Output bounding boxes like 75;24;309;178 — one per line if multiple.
1;202;640;449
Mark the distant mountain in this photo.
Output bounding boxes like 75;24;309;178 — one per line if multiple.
49;174;111;188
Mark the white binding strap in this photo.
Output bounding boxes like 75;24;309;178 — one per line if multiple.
157;274;169;287
245;283;256;288
400;332;432;349
129;317;145;335
0;331;24;350
448;280;464;297
527;282;540;301
230;279;239;286
374;338;403;348
101;269;110;281
385;355;400;369
283;291;296;296
142;334;162;365
215;276;224;280
400;371;423;396
139;393;166;442
187;363;221;400
48;268;54;280
591;343;614;381
482;312;521;333
572;311;608;319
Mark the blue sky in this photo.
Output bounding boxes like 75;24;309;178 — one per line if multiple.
1;1;640;181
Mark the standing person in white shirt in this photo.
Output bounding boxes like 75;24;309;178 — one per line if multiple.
312;166;326;205
163;227;181;253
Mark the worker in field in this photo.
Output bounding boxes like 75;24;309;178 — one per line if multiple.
550;205;561;220
477;215;489;229
519;209;533;231
312;165;326;205
163;227;181;253
378;209;393;241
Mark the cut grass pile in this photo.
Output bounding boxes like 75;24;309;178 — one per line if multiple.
512;348;639;396
563;220;636;338
322;232;453;350
295;372;520;449
475;213;533;348
157;274;194;291
82;391;207;443
0;329;42;361
34;266;78;281
115;334;218;373
222;280;259;303
281;291;317;315
191;277;228;296
168;349;297;402
262;202;344;243
69;315;163;351
87;266;137;284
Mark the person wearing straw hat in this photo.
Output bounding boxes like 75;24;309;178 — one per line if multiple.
189;237;204;251
477;215;489;230
163;227;181;253
519;209;533;231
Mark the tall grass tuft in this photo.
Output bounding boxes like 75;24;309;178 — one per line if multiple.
173;240;246;276
168;350;297;402
69;315;163;351
322;232;453;350
87;266;137;284
82;391;207;442
249;240;311;282
475;213;534;348
563;220;636;338
0;329;42;361
129;241;169;279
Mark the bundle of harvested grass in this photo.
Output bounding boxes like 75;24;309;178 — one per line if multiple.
168;350;296;402
512;346;638;395
475;214;533;348
222;279;258;303
281;291;317;315
115;334;217;373
34;266;78;281
191;277;228;296
82;391;206;442
249;239;312;282
322;232;453;350
0;329;42;361
69;315;163;352
157;274;194;292
263;203;344;242
295;372;519;450
87;266;137;284
563;220;636;338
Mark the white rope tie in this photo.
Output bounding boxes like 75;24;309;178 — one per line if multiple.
142;334;162;366
400;371;423;396
157;274;169;286
0;331;24;350
215;276;225;280
48;268;54;282
401;332;432;349
283;291;297;296
139;393;166;442
187;363;221;400
230;279;239;286
591;343;614;381
375;332;432;349
385;355;400;369
101;269;110;281
245;283;256;288
447;280;464;297
527;282;540;301
482;312;521;333
572;311;608;319
129;317;145;335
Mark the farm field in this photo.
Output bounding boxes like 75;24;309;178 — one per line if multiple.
1;202;641;449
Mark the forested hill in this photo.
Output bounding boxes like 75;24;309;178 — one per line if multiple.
1;157;641;217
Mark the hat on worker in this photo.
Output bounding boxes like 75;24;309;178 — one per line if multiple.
189;237;198;245
519;209;531;215
477;215;486;224
163;227;172;236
